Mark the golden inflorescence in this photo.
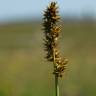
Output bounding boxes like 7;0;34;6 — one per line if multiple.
43;2;68;77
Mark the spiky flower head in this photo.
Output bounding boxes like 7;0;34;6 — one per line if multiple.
43;2;68;77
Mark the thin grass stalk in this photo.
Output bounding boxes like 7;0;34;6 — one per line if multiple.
53;48;59;96
43;2;68;96
55;73;59;96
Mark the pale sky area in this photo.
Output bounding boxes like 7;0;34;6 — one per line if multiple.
0;0;96;22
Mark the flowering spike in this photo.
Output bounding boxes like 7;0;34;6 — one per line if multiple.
43;2;68;77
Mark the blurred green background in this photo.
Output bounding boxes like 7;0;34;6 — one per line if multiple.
0;0;96;96
0;19;96;96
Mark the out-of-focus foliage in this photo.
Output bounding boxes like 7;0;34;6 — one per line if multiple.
0;20;96;96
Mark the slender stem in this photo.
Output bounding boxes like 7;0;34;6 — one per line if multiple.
53;48;59;96
55;74;59;96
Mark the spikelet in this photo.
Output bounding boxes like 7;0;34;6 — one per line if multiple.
43;2;68;77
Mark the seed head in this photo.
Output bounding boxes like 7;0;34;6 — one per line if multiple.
43;2;68;77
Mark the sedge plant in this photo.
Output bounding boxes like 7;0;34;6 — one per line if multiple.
43;2;68;96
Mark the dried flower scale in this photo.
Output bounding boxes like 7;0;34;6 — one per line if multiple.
43;2;68;77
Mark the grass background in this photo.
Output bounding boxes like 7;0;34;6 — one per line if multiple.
0;20;96;96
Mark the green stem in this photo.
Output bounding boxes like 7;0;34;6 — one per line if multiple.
55;74;59;96
53;48;59;96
